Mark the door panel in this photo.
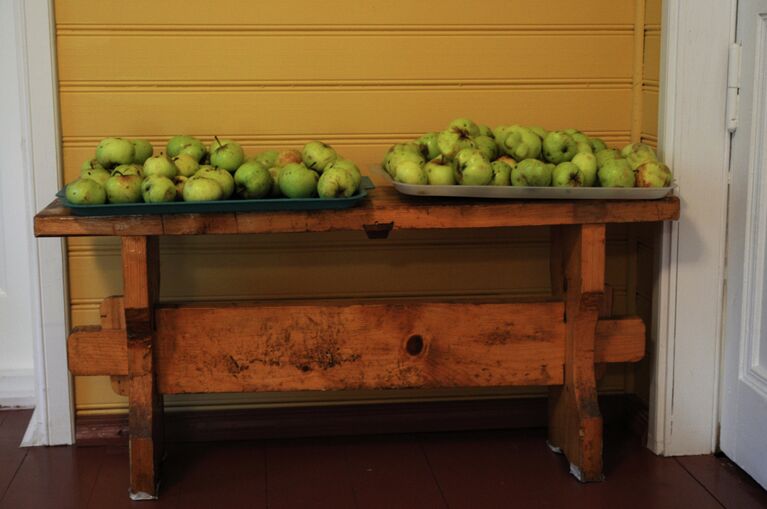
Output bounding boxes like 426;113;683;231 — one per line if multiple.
721;0;767;490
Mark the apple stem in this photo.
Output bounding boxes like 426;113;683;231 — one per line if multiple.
214;135;222;149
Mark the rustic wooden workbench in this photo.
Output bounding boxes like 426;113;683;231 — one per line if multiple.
35;187;680;500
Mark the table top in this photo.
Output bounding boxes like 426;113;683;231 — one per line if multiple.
34;186;680;237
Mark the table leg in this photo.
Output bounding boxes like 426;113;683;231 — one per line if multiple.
122;236;163;499
548;224;605;482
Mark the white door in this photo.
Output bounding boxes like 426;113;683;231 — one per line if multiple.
0;0;36;406
721;0;767;490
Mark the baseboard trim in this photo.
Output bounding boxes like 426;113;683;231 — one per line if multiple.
75;394;648;446
0;370;35;408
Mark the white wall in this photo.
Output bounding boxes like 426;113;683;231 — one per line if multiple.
0;0;37;407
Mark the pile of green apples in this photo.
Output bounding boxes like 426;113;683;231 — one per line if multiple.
65;136;363;205
382;118;673;188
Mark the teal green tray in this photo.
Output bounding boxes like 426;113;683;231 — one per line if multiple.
57;177;374;216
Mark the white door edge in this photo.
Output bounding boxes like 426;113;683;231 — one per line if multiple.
14;0;74;447
649;0;736;456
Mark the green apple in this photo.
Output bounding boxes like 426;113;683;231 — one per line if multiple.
195;166;235;198
621;142;654;158
528;126;548;140
492;125;513;142
496;155;517;166
474;135;498;161
268;167;283;196
447;118;480;137
490;160;513;186
437;129;476;159
511;159;553;187
279;163;319;198
111;164;143;177
65;178;106;205
576;141;593;154
143;153;177;178
590;138;608;153
498;125;542;161
209;137;245;172
302;141;337;173
453;148;492;186
571;152;598;186
167;135;196;157
96;137;135;168
570;131;590;145
478;124;493;138
542;131;577;164
177;138;207;162
132;139;153;164
552;162;587;187
635;161;673;187
80;167;111;187
104;174;143;203
425;159;456;185
141;175;176;203
418;132;441;160
252;150;279;168
172;154;200;177
174;175;187;197
275;149;303;167
596;148;621;168
598;158;635;187
394;160;428;185
81;159;105;172
325;159;361;189
183;176;224;202
383;147;425;179
318;167;357;198
624;144;658;170
234;161;272;199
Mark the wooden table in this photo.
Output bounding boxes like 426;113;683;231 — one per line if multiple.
35;187;680;500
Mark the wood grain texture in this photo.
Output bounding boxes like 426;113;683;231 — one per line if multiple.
66;298;645;390
121;237;162;499
35;190;681;238
548;224;606;482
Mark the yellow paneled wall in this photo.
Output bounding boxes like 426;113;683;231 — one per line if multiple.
54;0;663;415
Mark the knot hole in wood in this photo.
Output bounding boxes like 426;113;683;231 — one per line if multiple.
406;334;425;356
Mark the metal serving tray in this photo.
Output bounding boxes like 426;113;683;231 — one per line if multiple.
373;166;674;200
57;177;375;216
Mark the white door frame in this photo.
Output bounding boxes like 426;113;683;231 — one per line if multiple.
15;0;74;446
649;0;736;456
18;0;732;451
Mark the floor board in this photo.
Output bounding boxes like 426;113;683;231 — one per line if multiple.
265;438;356;509
677;455;767;509
0;410;765;509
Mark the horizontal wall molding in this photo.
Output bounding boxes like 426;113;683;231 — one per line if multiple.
69;288;631;310
66;238;631;257
61;130;633;146
58;78;634;92
58;83;633;94
56;24;637;36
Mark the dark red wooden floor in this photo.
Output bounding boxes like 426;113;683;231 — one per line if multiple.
2;409;766;509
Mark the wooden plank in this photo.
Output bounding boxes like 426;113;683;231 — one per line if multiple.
35;192;681;238
57;34;633;83
66;299;645;386
548;223;605;482
121;236;162;500
59;88;632;139
68;326;126;375
54;0;635;26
